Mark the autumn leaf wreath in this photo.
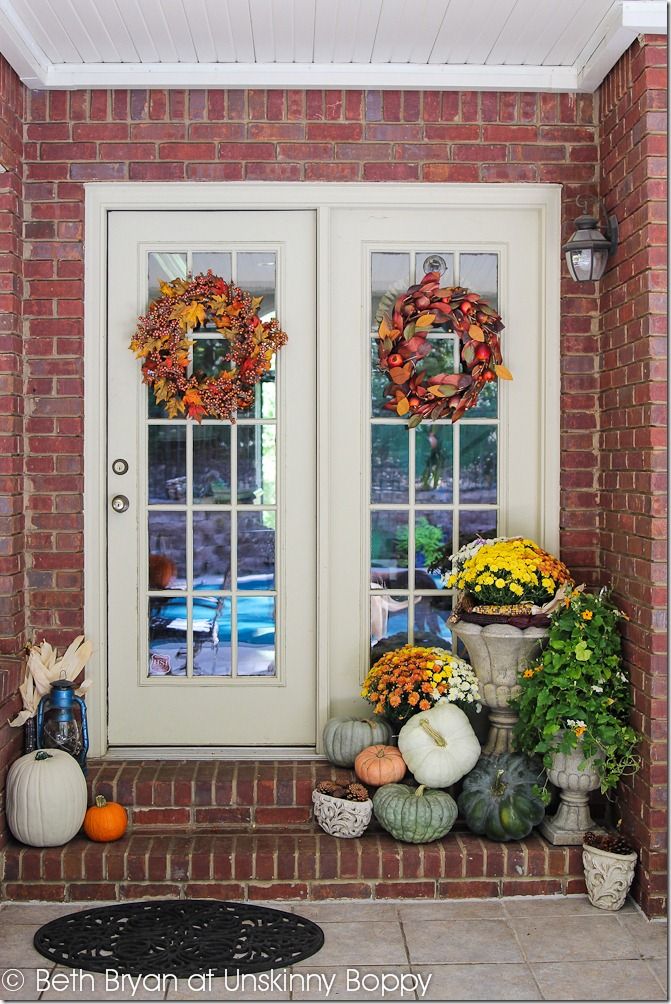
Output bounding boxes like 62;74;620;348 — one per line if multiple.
129;271;287;422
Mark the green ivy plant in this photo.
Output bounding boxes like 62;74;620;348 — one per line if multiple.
511;587;641;798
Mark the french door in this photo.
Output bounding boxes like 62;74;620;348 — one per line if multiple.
106;211;316;746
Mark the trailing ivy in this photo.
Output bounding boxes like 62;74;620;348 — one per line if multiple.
511;587;641;797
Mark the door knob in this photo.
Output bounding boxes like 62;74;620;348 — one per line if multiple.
111;495;130;513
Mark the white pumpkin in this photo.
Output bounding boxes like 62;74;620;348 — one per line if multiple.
6;749;87;847
398;703;481;788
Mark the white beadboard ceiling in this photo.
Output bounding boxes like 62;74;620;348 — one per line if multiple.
0;0;666;91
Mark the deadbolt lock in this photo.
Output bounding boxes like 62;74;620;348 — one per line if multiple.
112;458;129;475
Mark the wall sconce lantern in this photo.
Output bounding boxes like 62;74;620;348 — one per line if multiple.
562;198;618;282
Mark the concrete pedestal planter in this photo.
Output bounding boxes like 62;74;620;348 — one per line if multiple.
312;790;373;838
582;843;637;911
450;620;549;754
540;742;602;845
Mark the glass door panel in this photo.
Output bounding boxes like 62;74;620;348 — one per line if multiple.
145;251;278;681
368;249;500;660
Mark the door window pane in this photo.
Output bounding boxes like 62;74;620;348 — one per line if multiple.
193;597;231;677
414;594;453;648
460;253;498;309
149;598;188;676
371;426;409;503
371;511;408;585
193;425;231;503
414;511;452;589
192;252;232;282
238;511;276;589
459;510;498;550
148;252;187;303
193;511;231;590
237;252;276;319
371;252;410;325
148;427;186;504
148;512;186;590
237;597;276;676
370;593;409;651
415;425;453;503
460;425;498;504
238;425;276;504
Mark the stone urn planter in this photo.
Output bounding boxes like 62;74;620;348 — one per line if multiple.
582;842;637;911
450;620;549;755
540;741;602;845
312;790;373;838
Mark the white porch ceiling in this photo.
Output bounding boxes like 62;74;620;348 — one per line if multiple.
0;0;666;91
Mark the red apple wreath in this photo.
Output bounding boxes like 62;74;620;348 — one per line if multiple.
376;270;512;426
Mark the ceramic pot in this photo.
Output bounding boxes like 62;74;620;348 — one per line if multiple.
312;790;373;838
582;843;637;911
540;742;602;845
450;620;549;754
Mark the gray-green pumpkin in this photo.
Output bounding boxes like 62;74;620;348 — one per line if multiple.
323;717;393;767
458;753;546;842
373;783;457;843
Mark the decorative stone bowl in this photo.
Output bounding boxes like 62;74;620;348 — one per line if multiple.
582;843;637;911
541;741;602;845
312;790;373;838
451;620;549;754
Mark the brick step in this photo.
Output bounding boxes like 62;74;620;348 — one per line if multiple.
86;759;364;831
0;829;586;903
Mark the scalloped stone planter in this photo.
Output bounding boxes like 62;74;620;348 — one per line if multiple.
450;620;549;755
582;843;637;911
540;743;602;845
312;790;373;838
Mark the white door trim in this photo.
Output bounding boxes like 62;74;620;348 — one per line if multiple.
84;182;561;757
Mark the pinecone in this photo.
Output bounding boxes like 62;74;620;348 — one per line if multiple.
316;781;347;799
344;782;370;802
584;831;635;856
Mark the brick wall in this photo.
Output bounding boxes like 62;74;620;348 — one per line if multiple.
0;44;666;914
597;35;668;918
0;56;25;848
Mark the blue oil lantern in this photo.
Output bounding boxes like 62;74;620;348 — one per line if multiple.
36;679;89;773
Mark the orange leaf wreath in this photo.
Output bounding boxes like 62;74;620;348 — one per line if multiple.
129;271;287;422
376;271;511;426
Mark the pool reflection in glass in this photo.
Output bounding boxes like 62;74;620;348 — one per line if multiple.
148;597;188;677
238;511;275;589
193;597;232;677
237;597;276;676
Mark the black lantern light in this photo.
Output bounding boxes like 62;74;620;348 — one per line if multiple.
562;198;618;282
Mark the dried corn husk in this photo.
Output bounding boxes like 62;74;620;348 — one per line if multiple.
9;636;93;727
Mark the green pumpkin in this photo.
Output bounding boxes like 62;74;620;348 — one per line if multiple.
323;717;393;767
458;753;546;842
373;783;457;843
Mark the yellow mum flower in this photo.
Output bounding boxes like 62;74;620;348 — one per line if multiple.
582;610;593;621
495;578;505;588
523;669;535;678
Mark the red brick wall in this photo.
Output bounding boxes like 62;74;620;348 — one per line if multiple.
597;35;668;918
0;56;25;847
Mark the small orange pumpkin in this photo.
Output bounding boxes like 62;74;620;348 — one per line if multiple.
354;744;407;787
83;795;128;842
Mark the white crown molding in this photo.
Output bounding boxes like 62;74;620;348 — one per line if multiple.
0;0;666;92
40;60;579;92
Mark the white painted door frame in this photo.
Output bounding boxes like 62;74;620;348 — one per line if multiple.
84;182;561;758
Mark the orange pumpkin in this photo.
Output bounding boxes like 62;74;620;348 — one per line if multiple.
354;744;406;787
83;795;128;842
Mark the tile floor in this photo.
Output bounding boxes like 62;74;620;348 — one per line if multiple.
0;896;666;1001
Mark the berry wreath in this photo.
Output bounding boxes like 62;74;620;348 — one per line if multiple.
129;270;287;422
376;270;512;426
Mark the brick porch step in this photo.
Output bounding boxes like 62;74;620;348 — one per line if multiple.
0;830;585;902
85;759;356;831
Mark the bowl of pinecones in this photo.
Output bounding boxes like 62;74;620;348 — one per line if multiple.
312;781;373;838
582;831;637;911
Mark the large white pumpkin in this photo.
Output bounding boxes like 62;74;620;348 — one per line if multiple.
398;703;481;788
6;749;87;847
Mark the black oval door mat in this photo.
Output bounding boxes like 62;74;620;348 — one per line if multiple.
34;899;325;977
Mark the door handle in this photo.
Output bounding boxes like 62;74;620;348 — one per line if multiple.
111;495;130;513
